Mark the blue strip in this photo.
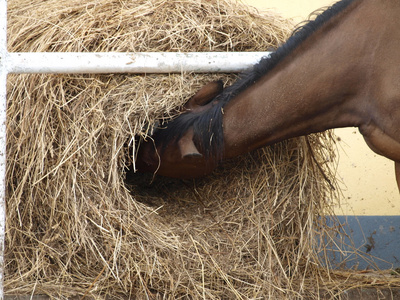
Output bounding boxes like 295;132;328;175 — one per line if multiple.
320;216;400;269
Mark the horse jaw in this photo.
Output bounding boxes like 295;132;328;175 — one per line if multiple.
135;127;212;178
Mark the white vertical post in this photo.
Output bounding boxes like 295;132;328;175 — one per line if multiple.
0;0;8;298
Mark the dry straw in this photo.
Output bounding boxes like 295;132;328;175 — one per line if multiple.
5;0;399;298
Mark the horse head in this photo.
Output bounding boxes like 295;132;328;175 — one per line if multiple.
135;80;223;178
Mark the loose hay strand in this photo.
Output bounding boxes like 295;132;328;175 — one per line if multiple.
5;0;400;298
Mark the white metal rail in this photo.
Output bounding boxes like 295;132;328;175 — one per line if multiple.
0;0;271;297
6;52;270;74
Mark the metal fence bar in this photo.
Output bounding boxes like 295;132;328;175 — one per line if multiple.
7;52;270;74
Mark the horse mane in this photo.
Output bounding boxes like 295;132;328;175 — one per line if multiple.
153;0;357;159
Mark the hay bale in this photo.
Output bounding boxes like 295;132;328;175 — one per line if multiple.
5;0;343;298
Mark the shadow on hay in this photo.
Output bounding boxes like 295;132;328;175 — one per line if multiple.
124;139;308;214
124;139;319;277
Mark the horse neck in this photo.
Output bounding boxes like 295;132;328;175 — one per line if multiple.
222;0;372;158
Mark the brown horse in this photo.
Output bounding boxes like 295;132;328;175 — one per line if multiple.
135;0;400;191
